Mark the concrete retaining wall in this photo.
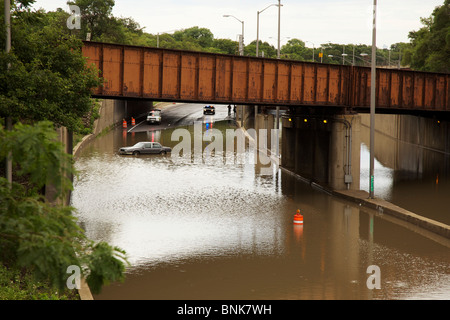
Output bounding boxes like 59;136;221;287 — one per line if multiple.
361;114;450;154
73;99;152;158
360;114;450;175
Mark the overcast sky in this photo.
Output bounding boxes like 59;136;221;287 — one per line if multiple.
32;0;444;48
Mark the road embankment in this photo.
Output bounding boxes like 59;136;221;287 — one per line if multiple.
332;188;450;240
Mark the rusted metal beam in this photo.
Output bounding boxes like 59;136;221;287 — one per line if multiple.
82;41;450;114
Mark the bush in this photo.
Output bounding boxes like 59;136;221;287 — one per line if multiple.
0;121;128;296
0;263;78;300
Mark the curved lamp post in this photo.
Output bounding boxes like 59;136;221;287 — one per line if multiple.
223;15;244;56
256;3;281;57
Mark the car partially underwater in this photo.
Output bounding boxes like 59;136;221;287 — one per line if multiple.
147;109;162;124
119;142;171;155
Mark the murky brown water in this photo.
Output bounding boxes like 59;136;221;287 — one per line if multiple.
71;114;450;300
359;119;450;226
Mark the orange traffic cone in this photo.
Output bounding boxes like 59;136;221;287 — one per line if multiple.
122;119;127;129
293;209;303;225
131;117;135;126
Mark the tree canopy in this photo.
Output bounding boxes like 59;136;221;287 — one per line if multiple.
406;0;450;73
1;0;127;296
0;1;102;134
0;121;128;294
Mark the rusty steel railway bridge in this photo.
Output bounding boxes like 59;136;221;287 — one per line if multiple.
82;41;450;117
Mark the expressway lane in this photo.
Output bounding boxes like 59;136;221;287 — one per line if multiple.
128;103;235;133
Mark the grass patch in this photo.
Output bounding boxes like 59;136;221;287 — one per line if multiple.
0;263;79;300
73;132;85;147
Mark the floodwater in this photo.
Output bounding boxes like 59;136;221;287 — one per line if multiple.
71;107;450;300
360;124;450;226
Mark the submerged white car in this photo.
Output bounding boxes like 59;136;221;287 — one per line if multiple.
147;109;161;124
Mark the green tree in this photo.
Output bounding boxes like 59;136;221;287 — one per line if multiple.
0;2;102;134
0;1;127;296
246;40;277;58
319;43;348;64
65;0;149;45
389;42;411;68
155;33;178;49
0;121;128;294
408;0;450;73
212;38;238;55
67;0;115;41
281;39;322;62
173;27;214;48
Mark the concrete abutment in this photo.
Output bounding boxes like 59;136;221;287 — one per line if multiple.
73;99;153;158
93;99;152;135
281;112;361;191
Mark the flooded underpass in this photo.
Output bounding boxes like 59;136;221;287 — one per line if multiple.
71;105;450;300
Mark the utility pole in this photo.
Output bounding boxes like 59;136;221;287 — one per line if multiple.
5;0;12;186
277;0;281;59
369;0;377;199
241;21;244;56
256;11;260;57
256;3;280;58
223;15;244;56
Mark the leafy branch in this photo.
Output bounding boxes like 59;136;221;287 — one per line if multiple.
0;122;129;295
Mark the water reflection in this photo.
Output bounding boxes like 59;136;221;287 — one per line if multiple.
360;143;394;200
360;122;450;225
71;121;450;300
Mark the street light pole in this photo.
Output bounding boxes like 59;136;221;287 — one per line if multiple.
256;11;260;57
256;3;279;57
369;0;377;199
223;15;244;55
241;20;244;56
277;0;281;59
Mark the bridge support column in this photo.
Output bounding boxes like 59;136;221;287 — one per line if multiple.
255;109;274;152
254;105;258;132
276;107;280;158
236;105;252;128
329;114;361;191
281;113;360;191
